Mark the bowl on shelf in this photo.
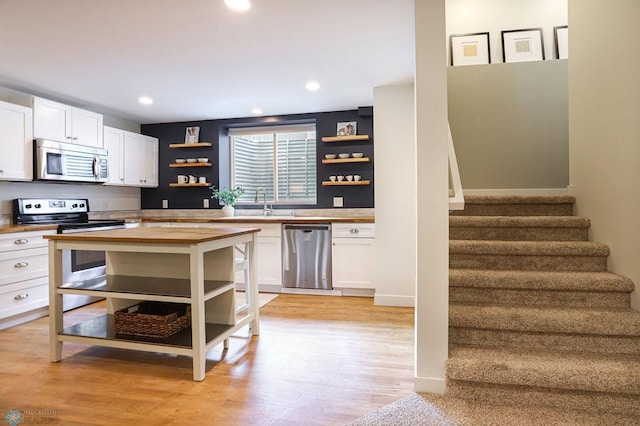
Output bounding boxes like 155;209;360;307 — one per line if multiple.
186;158;198;163
338;153;350;159
197;157;209;163
351;152;364;158
324;154;337;160
175;158;186;164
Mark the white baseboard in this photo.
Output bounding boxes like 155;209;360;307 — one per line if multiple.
0;306;48;331
463;188;569;196
280;287;343;296
414;376;447;394
374;294;415;307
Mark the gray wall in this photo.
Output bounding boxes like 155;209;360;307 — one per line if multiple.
448;60;568;190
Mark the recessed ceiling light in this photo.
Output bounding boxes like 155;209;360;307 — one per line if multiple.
305;81;320;92
225;0;251;12
138;96;154;105
251;107;263;115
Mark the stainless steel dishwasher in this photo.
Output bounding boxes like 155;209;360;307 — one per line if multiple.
282;224;332;289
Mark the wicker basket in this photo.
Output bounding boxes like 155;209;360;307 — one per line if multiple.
115;302;191;338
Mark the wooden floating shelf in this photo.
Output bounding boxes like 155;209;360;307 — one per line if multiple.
169;162;212;167
322;157;370;164
322;180;370;186
321;135;370;143
169;142;213;148
169;183;211;187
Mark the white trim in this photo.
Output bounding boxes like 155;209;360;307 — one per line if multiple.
414;376;447;394
463;188;569;196
374;294;415;307
448;123;465;211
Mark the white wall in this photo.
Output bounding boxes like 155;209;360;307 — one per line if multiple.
446;0;567;64
568;0;640;310
373;84;416;307
414;0;450;394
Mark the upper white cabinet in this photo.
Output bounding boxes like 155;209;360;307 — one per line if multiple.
123;131;158;187
14;96;103;148
0;100;33;181
103;126;125;185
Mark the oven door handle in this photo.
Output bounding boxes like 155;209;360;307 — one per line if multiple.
61;225;126;234
93;156;100;179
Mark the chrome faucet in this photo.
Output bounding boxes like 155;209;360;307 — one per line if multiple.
254;187;273;216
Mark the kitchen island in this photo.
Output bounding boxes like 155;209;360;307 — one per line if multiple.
44;226;260;381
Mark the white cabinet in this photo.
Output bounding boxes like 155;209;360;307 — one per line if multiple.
215;223;282;288
0;229;56;330
103;126;125;185
0;100;33;181
29;97;103;148
123;131;158;187
332;223;375;289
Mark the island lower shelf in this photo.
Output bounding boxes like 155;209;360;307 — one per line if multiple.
60;314;235;351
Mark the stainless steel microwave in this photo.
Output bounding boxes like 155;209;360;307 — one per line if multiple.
34;139;108;183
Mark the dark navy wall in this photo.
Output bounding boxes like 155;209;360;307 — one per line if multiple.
140;108;374;211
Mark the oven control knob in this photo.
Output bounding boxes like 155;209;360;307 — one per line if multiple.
72;204;78;208
80;203;85;208
34;204;41;208
25;204;32;209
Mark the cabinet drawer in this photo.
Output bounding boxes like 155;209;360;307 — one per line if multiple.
0;277;49;320
0;230;55;253
0;247;49;286
332;223;375;238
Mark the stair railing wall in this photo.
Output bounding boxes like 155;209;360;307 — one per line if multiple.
449;122;465;211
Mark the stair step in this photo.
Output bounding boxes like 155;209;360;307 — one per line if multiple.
450;216;590;241
450;240;609;271
450;195;575;217
450;304;640;337
447;345;640;395
449;269;634;308
446;379;640;417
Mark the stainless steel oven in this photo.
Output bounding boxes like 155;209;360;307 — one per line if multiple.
13;198;125;311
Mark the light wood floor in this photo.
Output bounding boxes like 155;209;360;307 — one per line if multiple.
0;294;414;425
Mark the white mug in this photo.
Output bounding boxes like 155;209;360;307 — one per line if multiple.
189;175;197;184
346;175;353;181
329;175;336;182
199;176;207;184
337;175;344;181
354;175;362;181
177;175;187;184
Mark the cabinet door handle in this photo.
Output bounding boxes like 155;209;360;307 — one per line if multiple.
349;229;360;234
14;239;29;245
14;261;29;268
14;293;29;300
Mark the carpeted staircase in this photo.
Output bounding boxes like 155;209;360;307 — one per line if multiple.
447;195;640;417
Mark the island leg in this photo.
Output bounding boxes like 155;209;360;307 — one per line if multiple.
247;234;260;336
190;245;207;381
48;243;63;361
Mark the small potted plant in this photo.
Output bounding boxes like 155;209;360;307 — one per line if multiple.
210;185;245;217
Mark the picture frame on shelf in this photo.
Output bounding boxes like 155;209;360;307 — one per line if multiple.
449;32;491;66
554;26;568;59
185;126;200;144
337;121;357;136
501;28;545;63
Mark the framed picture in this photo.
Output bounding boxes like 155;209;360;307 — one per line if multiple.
554;26;568;59
449;32;491;66
337;121;357;136
185;126;200;144
502;28;545;63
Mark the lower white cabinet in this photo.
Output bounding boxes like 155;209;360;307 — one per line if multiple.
331;223;375;289
0;229;55;330
0;100;33;181
215;223;282;287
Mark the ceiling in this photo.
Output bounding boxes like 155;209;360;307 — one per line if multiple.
0;0;415;125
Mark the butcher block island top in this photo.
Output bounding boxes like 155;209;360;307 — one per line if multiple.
45;226;261;381
43;226;261;244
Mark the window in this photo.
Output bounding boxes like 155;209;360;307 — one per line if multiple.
230;124;317;205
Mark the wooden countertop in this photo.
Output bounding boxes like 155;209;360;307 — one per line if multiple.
43;226;260;244
141;216;375;224
0;224;58;234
